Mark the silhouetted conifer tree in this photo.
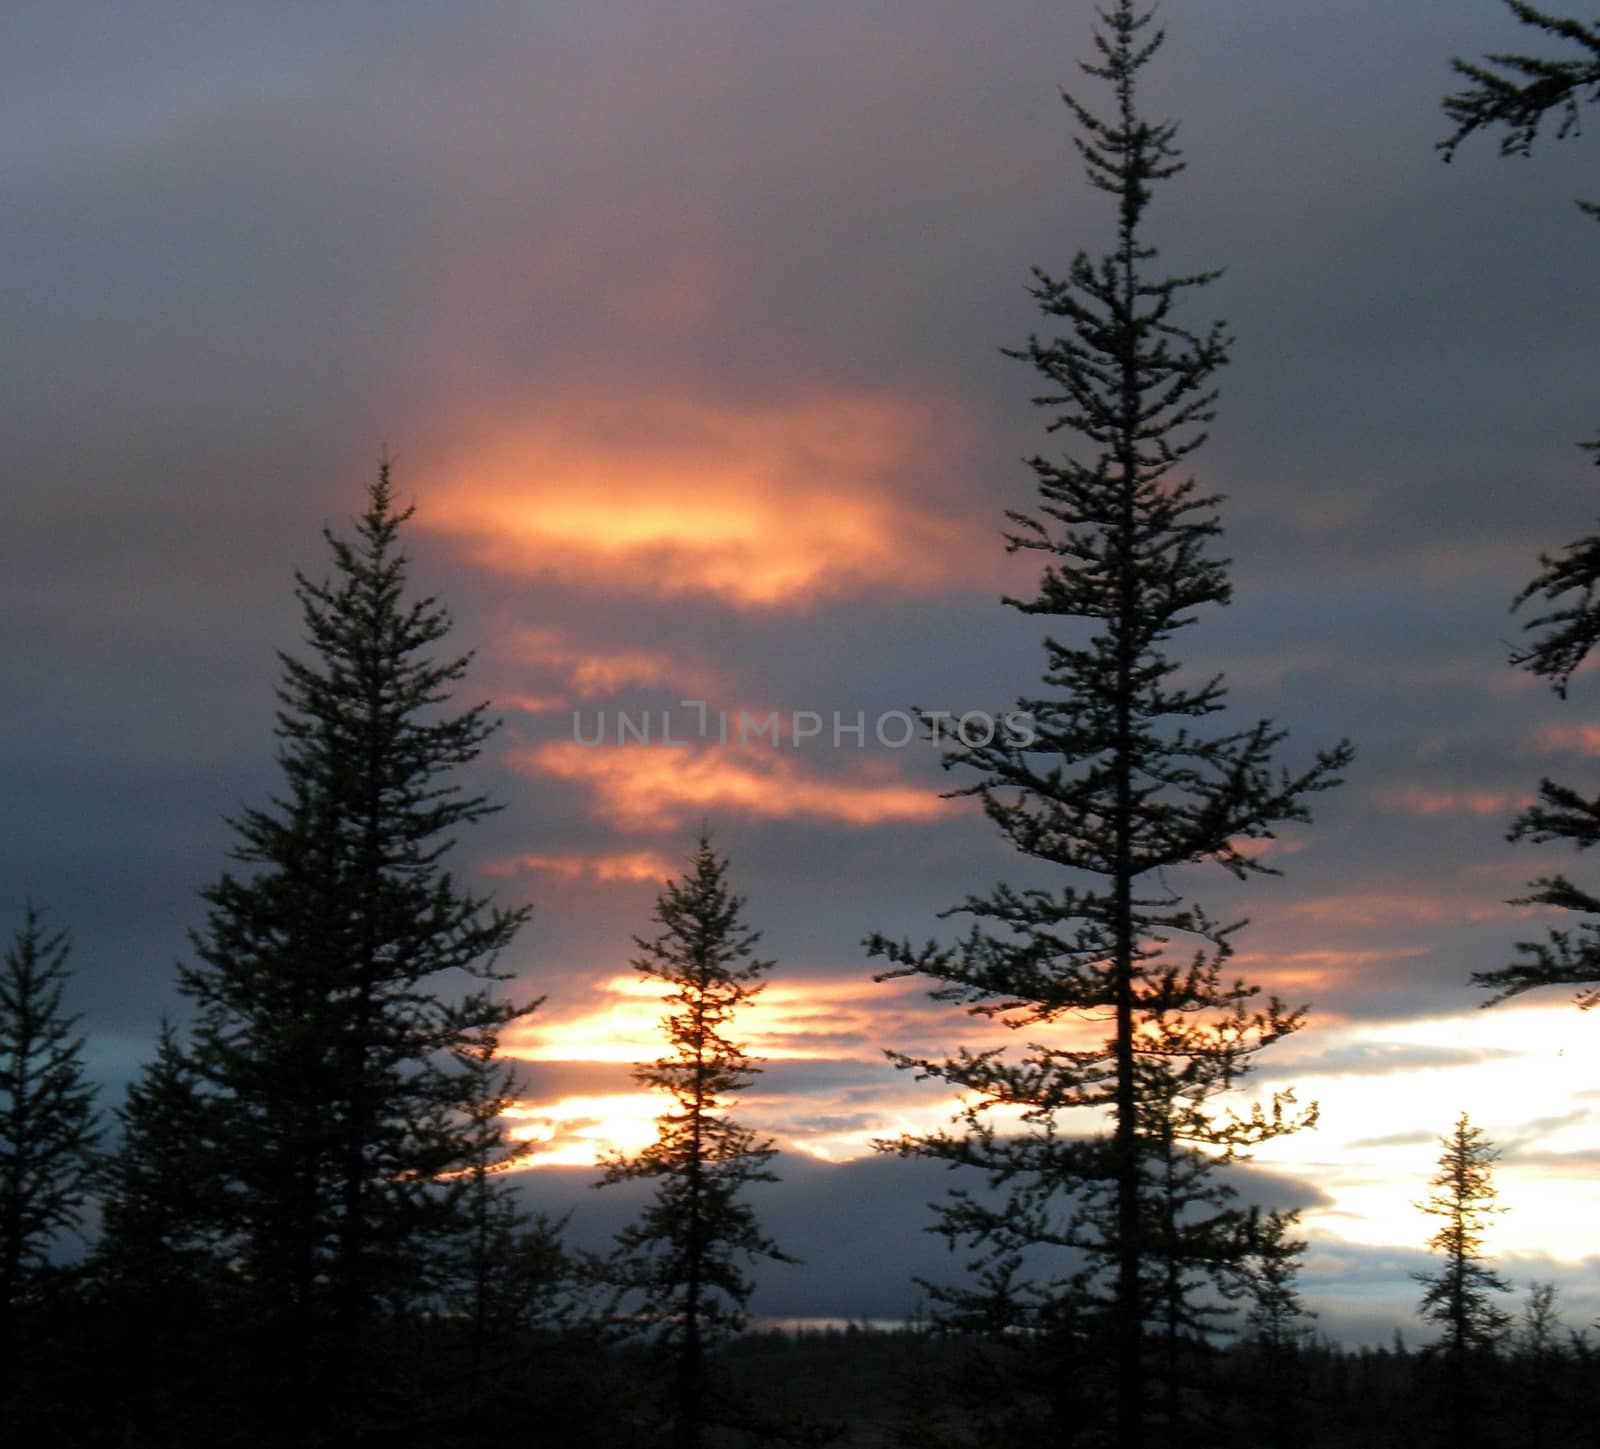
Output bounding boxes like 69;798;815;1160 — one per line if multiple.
1510;1281;1566;1449
89;1019;245;1442
174;467;535;1423
0;904;98;1314
1238;1208;1313;1357
1472;538;1600;1010
1442;4;1600;1018
1412;1114;1511;1448
1441;1;1600;217
868;6;1349;1446
96;1019;229;1301
1233;1208;1314;1449
440;1022;579;1369
598;832;790;1449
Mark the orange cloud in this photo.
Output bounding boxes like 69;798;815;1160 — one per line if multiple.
511;973;927;1066
509;738;951;832
1283;891;1522;928
1230;946;1434;999
1371;784;1524;818
497;691;571;716
1224;831;1307;862
1534;721;1600;757
414;393;978;607
511;971;1116;1079
480;849;676;884
503;626;729;701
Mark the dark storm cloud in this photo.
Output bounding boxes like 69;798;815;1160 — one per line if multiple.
511;1059;637;1101
514;1146;1333;1322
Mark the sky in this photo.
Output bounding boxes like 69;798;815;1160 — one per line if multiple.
4;0;1599;1344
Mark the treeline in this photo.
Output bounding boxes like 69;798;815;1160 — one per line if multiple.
7;3;1600;1448
716;1319;1600;1449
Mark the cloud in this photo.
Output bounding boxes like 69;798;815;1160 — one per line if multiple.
1230;945;1435;998
509;739;952;832
1533;721;1600;757
1257;1041;1520;1081
1282;891;1523;928
505;1059;638;1101
1371;784;1527;818
1346;1130;1437;1150
415;392;984;608
1499;1108;1597;1163
497;625;731;705
510;973;950;1071
481;849;676;884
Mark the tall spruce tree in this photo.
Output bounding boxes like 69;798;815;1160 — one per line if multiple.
598;832;790;1449
175;468;534;1390
0;904;98;1313
867;7;1349;1446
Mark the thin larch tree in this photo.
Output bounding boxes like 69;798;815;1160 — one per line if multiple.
598;832;790;1449
1411;1113;1512;1447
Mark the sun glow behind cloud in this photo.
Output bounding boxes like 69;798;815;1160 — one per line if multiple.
416;393;980;607
500;973;990;1164
481;849;677;884
503;1094;665;1166
509;972;982;1068
497;969;1599;1265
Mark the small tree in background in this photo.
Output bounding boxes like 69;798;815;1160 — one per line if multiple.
0;904;98;1314
1511;1281;1567;1449
96;1019;229;1302
420;1022;591;1436
442;1023;579;1368
1238;1208;1314;1359
1412;1114;1511;1447
598;831;790;1449
1233;1208;1315;1449
90;1020;240;1440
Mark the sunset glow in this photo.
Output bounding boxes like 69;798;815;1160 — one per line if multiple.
481;849;678;884
511;739;954;831
503;1093;666;1166
494;982;1600;1269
